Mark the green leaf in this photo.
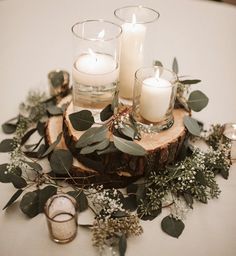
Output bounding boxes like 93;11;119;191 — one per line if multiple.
47;105;63;116
67;190;88;212
2;116;18;134
9;174;27;188
37;121;45;136
50;70;64;88
183;192;193;209
161;215;185;238
38;186;57;212
172;57;178;74
187;90;209;112
113;136;147;156
100;104;113;121
121;196;137;212
50;149;73;175
2;189;23;210
153;60;163;67
220;168;229;180
0;164;11;183
20;128;37;145
69;110;95;131
0;139;15;152
76;125;108;148
2;123;17;134
80;139;110;154
97;142;118;155
120;125;135;140
20;191;40;218
179;79;201;85
41;132;62;157
23;161;42;172
183;116;201;136
138;207;162;221
119;234;127;256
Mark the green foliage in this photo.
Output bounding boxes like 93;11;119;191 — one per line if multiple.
100;104;113;121
67;190;88;212
161;215;185;238
69;110;95;131
113;136;147;156
184;116;201;136
50;149;73;175
2;189;23;210
187;90;209;112
0;139;15;152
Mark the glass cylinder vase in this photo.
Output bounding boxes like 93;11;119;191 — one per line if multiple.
44;194;78;244
71;20;122;114
132;66;177;132
114;6;160;103
223;123;236;161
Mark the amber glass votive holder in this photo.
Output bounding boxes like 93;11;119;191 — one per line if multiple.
44;193;78;244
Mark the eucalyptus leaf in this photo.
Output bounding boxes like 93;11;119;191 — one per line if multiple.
0;164;11;183
2;189;23;210
220;168;229;179
47;105;63;116
9;174;27;189
183;116;201;136
20;191;39;218
80;138;110;154
138;207;162;221
76;125;108;148
161;215;185;238
0;139;15;152
120;125;135;140
41;132;62;157
37;121;45;136
187;90;209;112
69;110;95;131
113;136;147;156
100;104;113;121
23;161;42;172
119;234;127;256
2;123;17;134
153;60;163;67
67;190;88;212
38;186;57;212
172;57;178;74
121;196;137;212
50;149;73;175
21;128;37;145
180;79;201;85
97;142;118;155
183;192;193;209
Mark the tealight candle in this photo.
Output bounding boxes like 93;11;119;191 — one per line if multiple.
140;70;172;122
223;123;236;160
72;49;119;87
44;194;78;243
119;15;146;99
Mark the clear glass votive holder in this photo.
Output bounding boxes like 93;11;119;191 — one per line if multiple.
114;6;160;103
48;70;70;97
44;194;78;244
71;20;122;113
132;66;177;132
223;123;236;160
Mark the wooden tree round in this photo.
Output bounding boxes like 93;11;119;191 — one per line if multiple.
46;99;188;188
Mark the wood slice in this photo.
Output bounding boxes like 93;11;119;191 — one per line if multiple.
46;99;188;188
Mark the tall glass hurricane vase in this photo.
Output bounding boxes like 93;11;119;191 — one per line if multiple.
114;6;160;103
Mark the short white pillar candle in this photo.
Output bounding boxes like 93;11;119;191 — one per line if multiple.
140;72;172;123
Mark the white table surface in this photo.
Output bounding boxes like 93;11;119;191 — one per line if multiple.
0;0;236;255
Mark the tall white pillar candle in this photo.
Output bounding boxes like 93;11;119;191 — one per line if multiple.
119;17;146;99
140;77;172;122
72;50;119;86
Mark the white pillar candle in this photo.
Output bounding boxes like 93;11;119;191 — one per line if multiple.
140;75;172;123
119;15;146;99
72;49;119;86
